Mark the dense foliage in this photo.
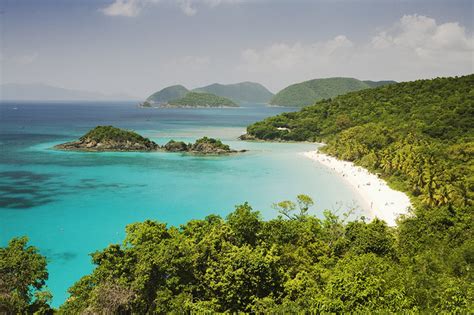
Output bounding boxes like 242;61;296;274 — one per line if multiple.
270;77;393;107
194;82;274;104
363;80;397;88
0;237;52;314
146;85;189;104
80;126;152;144
163;137;232;153
193;136;230;151
54;195;472;313
168;92;238;107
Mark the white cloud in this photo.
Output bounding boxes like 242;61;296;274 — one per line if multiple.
238;15;473;88
177;0;197;16
100;0;243;17
101;0;147;17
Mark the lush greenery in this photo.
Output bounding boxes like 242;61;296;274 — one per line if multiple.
168;92;238;107
363;80;397;88
242;75;474;312
194;82;274;103
192;136;230;151
80;126;155;146
163;137;232;153
247;75;473;209
0;237;52;314
23;194;462;312
146;85;189;104
270;77;394;107
5;75;473;313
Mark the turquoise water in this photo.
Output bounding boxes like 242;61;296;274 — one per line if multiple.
0;101;366;306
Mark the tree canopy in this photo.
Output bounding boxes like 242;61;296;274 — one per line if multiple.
0;237;52;314
54;195;473;313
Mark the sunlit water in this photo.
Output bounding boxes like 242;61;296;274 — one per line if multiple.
0;101;367;306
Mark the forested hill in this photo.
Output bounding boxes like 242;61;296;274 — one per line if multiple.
270;77;395;107
194;82;274;103
146;85;189;104
246;74;473;209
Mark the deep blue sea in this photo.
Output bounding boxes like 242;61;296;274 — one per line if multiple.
0;101;367;306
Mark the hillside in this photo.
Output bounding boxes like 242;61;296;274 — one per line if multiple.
270;77;393;107
245;74;473;212
167;92;238;107
194;82;274;103
240;75;474;311
146;85;189;104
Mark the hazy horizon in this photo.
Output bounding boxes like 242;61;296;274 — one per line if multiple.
1;0;473;98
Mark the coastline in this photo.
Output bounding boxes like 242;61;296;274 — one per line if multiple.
302;150;412;226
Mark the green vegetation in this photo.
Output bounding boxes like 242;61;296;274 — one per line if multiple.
9;194;456;312
168;92;238;107
146;85;189;104
5;75;473;313
80;126;154;146
52;125;159;151
0;237;52;314
363;80;397;88
270;77;394;107
163;137;235;154
241;75;474;312
194;82;274;103
192;136;230;151
246;75;473;209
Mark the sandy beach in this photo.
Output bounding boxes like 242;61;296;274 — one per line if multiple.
302;151;412;226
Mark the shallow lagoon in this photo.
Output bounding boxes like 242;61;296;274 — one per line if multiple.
0;101;367;306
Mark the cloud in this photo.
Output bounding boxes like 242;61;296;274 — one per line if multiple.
100;0;146;17
100;0;243;17
238;14;473;88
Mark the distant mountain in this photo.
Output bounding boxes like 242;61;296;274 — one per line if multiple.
270;78;395;107
146;85;189;104
0;83;135;101
193;82;274;103
166;92;238;108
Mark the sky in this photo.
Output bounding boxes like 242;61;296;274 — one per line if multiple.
1;0;473;98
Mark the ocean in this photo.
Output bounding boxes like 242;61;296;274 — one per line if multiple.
0;101;367;306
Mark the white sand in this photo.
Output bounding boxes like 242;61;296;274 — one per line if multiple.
302;151;412;226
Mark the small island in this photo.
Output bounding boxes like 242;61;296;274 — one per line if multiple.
54;126;159;151
164;137;245;154
54;126;244;154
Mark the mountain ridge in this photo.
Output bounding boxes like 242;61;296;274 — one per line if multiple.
270;77;396;107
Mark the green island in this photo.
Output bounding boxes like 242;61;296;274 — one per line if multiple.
164;137;242;154
54;127;242;154
144;82;274;105
54;126;159;151
270;77;396;107
5;74;472;313
145;85;189;104
166;92;238;108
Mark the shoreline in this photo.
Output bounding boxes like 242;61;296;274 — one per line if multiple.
302;150;412;226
